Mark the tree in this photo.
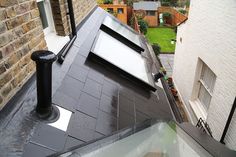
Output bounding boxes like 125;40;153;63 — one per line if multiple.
162;12;172;25
103;0;113;4
161;0;178;7
138;19;148;35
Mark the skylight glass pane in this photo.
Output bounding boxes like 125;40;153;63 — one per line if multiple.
103;16;142;48
91;31;153;87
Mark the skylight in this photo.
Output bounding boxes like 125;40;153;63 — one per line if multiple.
89;30;155;91
101;16;144;52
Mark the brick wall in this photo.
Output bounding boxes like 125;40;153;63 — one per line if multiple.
0;0;47;110
173;0;236;150
0;0;97;110
51;0;97;36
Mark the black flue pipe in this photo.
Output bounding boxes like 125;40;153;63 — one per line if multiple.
57;0;77;64
31;50;57;118
67;0;76;37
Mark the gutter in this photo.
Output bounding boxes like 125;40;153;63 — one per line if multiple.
144;37;183;123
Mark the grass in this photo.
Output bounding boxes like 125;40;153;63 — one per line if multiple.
146;27;176;53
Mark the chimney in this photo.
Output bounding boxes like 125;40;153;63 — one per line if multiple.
31;50;57;119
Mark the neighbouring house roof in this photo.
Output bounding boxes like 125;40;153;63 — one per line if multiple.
0;7;176;156
133;1;160;11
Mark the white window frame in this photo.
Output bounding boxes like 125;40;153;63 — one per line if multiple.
190;59;216;120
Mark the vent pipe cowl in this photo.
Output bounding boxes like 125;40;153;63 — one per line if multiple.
31;50;57;119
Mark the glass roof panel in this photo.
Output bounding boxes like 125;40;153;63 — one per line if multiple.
91;31;153;87
102;16;142;49
56;121;213;157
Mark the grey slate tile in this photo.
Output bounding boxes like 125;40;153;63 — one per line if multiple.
96;111;117;135
87;69;105;84
52;91;77;111
77;46;90;57
93;131;105;140
67;126;95;142
68;111;97;130
58;76;84;100
30;124;67;151
102;79;119;97
99;94;118;117
64;136;84;150
68;64;89;83
23;142;55;157
77;92;100;118
83;78;102;99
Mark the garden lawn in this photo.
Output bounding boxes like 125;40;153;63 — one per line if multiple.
146;27;176;53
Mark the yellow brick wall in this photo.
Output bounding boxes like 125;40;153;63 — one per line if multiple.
0;0;47;110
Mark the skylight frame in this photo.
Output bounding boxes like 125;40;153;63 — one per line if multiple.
100;15;144;53
88;30;156;91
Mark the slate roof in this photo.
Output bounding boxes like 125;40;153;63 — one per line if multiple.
133;1;160;11
0;7;175;157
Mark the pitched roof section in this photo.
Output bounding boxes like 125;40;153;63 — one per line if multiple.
133;1;160;11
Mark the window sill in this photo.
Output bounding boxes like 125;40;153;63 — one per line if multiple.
189;100;207;121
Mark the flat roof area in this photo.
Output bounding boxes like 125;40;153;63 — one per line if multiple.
0;7;175;157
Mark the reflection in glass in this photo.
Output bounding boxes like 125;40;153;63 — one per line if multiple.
102;16;142;48
59;122;213;157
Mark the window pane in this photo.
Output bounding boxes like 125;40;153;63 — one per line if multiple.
147;11;155;16
198;85;211;110
107;8;114;13
201;64;216;92
118;8;124;14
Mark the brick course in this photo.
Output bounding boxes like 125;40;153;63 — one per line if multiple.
50;0;97;36
0;0;46;110
0;0;96;109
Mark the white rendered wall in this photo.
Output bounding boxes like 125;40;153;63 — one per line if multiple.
172;0;236;150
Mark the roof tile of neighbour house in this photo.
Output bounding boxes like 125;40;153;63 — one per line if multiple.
0;7;176;156
133;1;161;11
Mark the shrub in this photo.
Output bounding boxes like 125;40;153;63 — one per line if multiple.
138;19;148;35
96;0;104;4
152;43;161;56
103;0;113;4
161;2;170;6
161;0;177;6
173;26;177;33
162;12;172;25
163;12;171;18
179;9;187;15
126;0;133;6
